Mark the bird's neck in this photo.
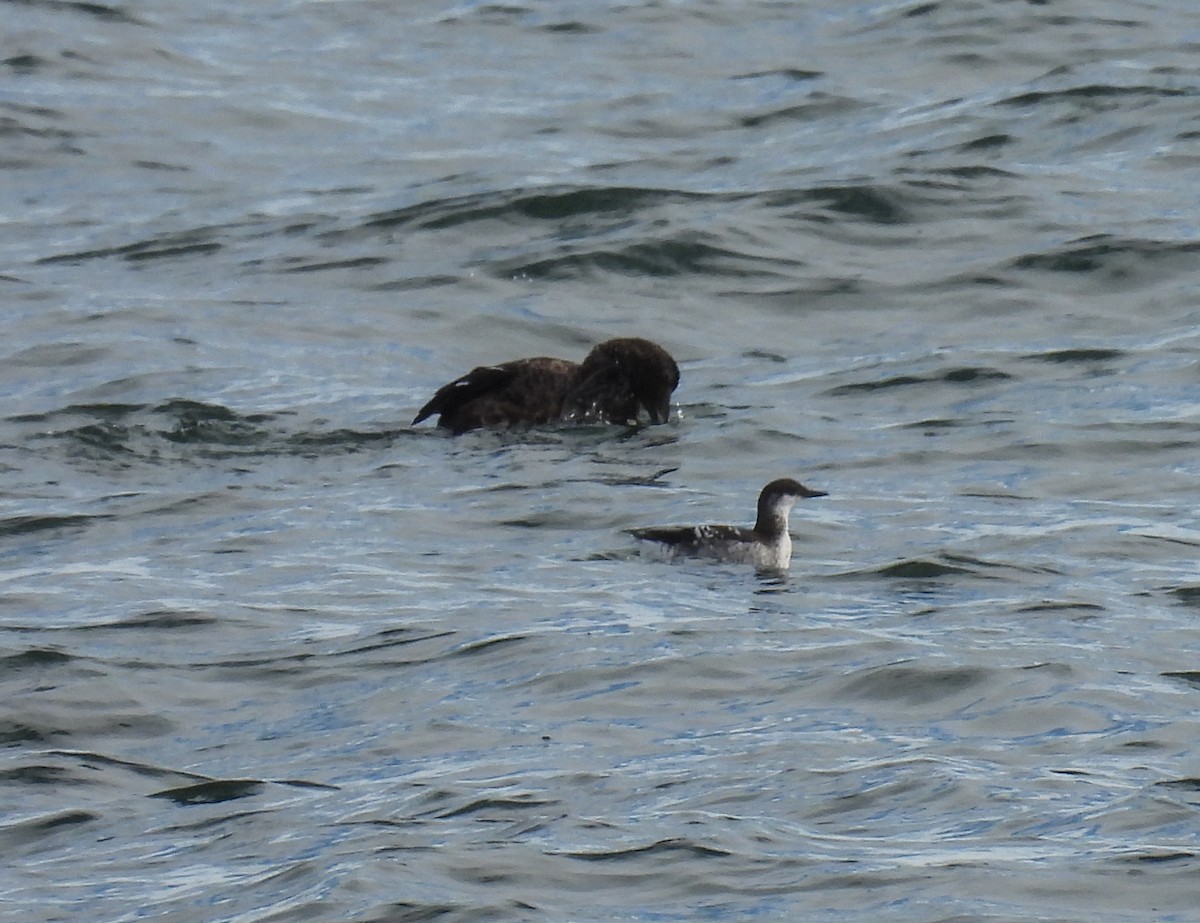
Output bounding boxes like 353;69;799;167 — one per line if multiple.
754;501;793;539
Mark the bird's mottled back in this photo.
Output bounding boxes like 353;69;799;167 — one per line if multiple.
411;357;576;434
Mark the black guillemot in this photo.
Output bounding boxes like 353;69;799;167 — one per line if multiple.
629;478;827;572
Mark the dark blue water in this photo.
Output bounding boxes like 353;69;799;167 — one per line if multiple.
4;1;1200;920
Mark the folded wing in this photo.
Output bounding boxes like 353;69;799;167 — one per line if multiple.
412;358;577;434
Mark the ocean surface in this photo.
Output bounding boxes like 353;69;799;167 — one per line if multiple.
4;1;1200;920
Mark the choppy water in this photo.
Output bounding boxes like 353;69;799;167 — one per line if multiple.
5;1;1200;920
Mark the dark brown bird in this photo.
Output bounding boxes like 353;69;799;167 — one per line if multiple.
412;337;680;434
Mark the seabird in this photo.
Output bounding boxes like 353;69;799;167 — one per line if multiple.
412;337;680;434
629;478;827;572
